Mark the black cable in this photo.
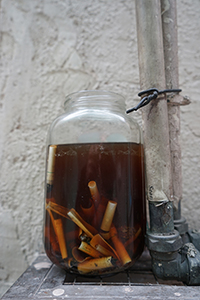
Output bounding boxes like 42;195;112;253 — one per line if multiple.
126;88;182;114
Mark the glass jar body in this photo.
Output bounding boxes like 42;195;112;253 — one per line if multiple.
44;91;146;276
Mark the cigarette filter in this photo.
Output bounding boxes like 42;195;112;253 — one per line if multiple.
46;201;69;219
79;229;92;243
78;256;113;274
46;145;57;185
47;208;68;259
100;201;117;232
90;234;119;260
80;199;95;221
54;218;68;259
88;181;101;208
72;246;90;263
95;244;113;257
110;226;131;266
78;241;102;258
44;225;60;253
68;210;94;239
64;258;75;268
70;208;98;235
100;232;110;240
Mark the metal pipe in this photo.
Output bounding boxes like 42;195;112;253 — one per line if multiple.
135;0;174;231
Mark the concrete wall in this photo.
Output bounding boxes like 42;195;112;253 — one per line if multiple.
0;0;199;295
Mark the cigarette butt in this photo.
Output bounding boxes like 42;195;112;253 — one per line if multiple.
46;208;57;235
95;244;113;257
79;231;91;244
70;208;97;235
88;181;100;208
44;225;60;253
46;145;57;185
124;227;142;247
47;208;68;259
64;258;75;268
78;256;113;274
72;208;98;235
100;231;110;240
80;199;95;221
100;201;117;232
78;241;102;258
72;246;90;263
90;234;119;260
54;218;68;259
110;226;131;266
46;201;70;219
67;209;96;239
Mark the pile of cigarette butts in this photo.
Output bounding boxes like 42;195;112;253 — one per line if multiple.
46;180;141;275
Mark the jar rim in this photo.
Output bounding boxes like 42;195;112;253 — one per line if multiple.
64;90;125;108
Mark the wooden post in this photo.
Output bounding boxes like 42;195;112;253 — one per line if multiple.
161;0;182;220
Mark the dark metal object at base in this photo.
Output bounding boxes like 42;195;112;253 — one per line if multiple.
147;199;200;285
150;243;200;286
146;207;200;285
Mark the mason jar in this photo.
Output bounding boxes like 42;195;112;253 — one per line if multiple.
44;90;146;276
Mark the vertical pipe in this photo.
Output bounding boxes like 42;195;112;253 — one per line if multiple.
161;0;182;220
135;0;174;233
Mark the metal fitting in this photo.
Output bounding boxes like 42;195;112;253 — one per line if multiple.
174;217;189;235
187;229;200;252
150;242;200;285
149;201;174;234
146;230;182;253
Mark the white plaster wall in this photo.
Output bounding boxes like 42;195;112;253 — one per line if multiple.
177;0;200;228
0;0;199;296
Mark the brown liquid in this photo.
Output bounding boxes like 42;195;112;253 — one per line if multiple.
44;142;146;275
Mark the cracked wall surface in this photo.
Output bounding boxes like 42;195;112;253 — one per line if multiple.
0;0;200;296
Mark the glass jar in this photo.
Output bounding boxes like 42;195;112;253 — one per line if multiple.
44;90;146;276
